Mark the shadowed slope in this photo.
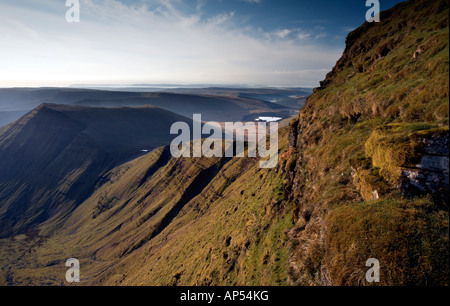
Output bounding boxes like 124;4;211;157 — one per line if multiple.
0;104;192;238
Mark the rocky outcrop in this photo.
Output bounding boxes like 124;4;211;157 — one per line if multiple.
401;134;449;201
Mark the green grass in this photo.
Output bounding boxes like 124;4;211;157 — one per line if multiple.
326;197;449;286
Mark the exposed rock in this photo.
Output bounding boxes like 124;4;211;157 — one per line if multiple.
401;135;449;199
413;45;426;59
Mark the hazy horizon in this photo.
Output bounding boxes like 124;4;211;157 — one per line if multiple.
0;83;315;89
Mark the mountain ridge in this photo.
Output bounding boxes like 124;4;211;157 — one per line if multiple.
0;104;193;238
0;88;299;126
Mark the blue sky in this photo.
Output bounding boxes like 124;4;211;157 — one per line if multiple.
0;0;405;87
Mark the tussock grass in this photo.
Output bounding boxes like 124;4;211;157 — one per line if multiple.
285;0;449;285
326;197;449;286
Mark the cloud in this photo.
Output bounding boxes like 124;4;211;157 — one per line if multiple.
0;0;343;87
274;29;292;39
206;12;235;26
315;33;328;39
297;32;311;40
238;0;262;3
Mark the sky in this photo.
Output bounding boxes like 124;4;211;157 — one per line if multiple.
0;0;406;87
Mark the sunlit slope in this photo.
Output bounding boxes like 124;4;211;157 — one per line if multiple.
1;129;292;286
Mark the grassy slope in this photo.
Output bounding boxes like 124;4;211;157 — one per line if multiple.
0;129;293;286
284;0;449;286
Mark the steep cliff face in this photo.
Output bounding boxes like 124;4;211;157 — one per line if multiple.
283;0;449;286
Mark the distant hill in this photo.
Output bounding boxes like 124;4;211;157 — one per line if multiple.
159;87;312;100
0;104;192;237
0;88;138;112
74;92;292;122
0;88;300;126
